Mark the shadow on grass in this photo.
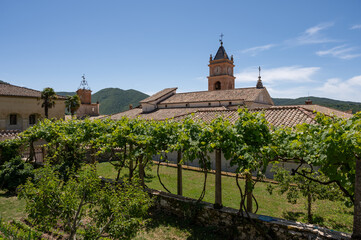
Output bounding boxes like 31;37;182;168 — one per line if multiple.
0;191;16;198
327;218;351;233
143;208;231;240
282;211;304;221
311;215;324;225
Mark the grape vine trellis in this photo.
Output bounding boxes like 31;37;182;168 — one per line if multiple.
0;109;361;239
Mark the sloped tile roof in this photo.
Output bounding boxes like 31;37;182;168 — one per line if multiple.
109;107;228;121
140;88;177;103
0;83;66;99
171;105;352;127
296;104;353;118
0;130;21;137
161;88;264;104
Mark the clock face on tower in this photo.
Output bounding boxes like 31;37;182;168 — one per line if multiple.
228;67;232;75
214;66;221;75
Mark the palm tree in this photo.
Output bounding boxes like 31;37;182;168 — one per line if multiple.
65;95;81;118
41;87;57;119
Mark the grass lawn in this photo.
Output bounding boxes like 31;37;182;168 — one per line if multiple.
97;161;353;233
0;191;25;222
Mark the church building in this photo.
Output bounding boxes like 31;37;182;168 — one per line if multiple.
112;41;274;121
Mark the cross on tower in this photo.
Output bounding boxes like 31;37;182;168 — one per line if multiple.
219;33;224;45
258;66;261;77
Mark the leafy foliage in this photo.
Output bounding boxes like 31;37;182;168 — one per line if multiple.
267;166;344;222
0;156;34;193
0;218;42;240
0;139;23;165
19;165;152;239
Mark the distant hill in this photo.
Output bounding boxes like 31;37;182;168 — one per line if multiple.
56;88;361;116
0;80;9;84
57;91;76;96
272;96;361;114
57;88;149;115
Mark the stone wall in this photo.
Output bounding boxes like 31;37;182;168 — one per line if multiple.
147;188;351;240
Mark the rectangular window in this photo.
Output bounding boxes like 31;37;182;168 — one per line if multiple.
10;114;17;125
29;114;36;125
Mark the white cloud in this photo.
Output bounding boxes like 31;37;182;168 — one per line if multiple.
241;44;276;56
350;24;361;30
235;66;320;84
316;45;361;60
287;22;335;45
316;75;361;102
267;86;310;99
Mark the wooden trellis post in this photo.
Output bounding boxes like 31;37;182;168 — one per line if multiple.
215;149;222;208
245;173;253;213
177;151;183;196
139;157;145;187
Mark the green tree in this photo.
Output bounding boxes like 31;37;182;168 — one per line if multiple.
267;166;343;223
19;165;152;240
65;95;81;118
40;87;57;118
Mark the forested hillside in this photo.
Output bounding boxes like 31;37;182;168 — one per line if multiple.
57;88;149;115
272;96;361;113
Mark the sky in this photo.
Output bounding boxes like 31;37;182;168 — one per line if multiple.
1;0;361;102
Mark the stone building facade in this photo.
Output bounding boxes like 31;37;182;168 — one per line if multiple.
0;82;66;131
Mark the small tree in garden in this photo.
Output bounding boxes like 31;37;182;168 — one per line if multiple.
40;87;57;119
267;166;343;223
19;165;152;240
223;109;272;214
0;138;23;164
0;156;34;194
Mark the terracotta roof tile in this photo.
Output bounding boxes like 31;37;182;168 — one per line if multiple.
0;83;66;99
109;107;227;121
161;88;264;104
171;106;336;127
0;130;21;137
140;88;177;103
297;104;353;118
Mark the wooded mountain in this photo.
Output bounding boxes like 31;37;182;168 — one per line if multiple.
272;96;361;113
57;88;149;115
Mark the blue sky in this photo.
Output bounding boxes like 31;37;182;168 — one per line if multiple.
1;1;361;101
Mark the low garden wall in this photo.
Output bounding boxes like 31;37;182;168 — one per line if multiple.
147;188;351;240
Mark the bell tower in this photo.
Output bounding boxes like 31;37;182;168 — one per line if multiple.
208;37;235;91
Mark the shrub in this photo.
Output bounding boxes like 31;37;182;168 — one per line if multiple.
0;156;34;193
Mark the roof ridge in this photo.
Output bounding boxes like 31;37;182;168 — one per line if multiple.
174;87;258;95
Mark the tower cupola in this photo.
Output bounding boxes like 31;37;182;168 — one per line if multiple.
207;36;236;91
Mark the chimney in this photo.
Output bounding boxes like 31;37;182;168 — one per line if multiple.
305;99;312;105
